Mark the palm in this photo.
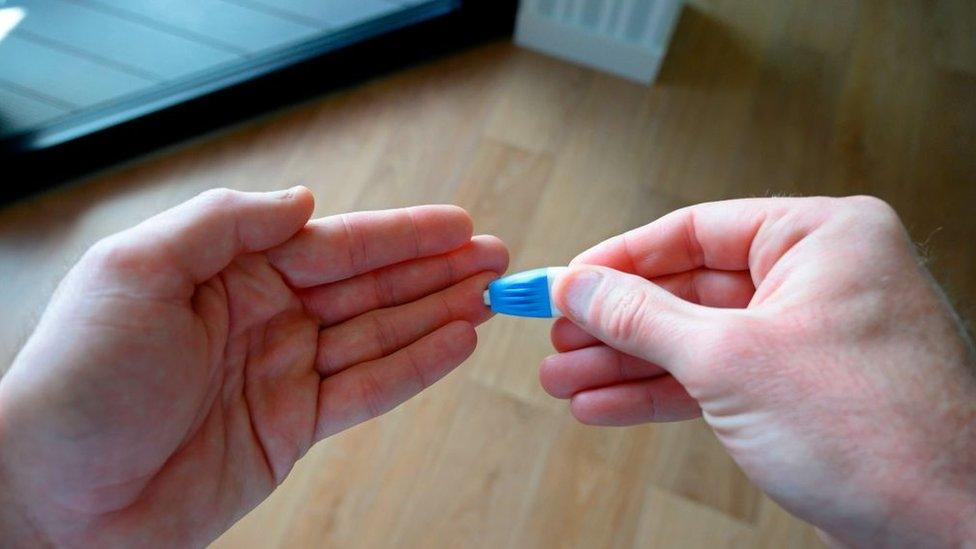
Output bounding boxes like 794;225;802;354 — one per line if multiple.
0;190;507;546
117;253;323;531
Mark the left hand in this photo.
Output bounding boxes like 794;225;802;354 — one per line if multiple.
0;187;507;546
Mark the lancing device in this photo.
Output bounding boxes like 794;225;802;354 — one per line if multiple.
483;267;568;318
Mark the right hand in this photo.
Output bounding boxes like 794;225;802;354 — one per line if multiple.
541;196;976;546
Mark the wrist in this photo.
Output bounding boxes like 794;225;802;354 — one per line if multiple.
813;462;976;547
870;481;976;547
943;495;976;546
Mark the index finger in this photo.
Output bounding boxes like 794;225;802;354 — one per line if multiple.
83;187;315;300
267;205;473;288
571;197;825;282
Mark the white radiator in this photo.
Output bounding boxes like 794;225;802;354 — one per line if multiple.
515;0;684;84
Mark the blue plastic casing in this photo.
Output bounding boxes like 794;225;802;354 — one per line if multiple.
486;267;556;318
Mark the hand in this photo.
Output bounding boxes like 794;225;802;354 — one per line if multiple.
541;196;976;546
0;188;507;546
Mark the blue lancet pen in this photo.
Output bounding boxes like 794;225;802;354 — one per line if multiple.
483;267;568;318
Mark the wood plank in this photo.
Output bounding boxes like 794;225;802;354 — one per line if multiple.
483;50;592;154
352;46;511;209
630;488;755;549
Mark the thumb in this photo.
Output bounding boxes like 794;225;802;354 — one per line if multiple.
552;265;710;375
85;187;315;299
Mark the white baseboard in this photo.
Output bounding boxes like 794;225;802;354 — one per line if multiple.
514;0;683;84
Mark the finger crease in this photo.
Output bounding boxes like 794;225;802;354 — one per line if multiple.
405;208;423;258
438;290;456;323
316;334;336;375
370;313;397;356
620;232;640;274
616;351;627;382
645;383;658;421
358;370;385;419
340;214;368;274
688;271;702;304
372;270;397;307
443;250;458;284
684;209;707;268
231;210;244;254
404;345;429;390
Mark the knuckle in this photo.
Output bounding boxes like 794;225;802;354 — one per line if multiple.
599;288;651;343
838;196;909;255
82;234;146;273
844;195;902;229
845;193;890;212
196;187;240;211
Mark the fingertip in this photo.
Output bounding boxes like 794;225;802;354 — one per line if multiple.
270;186;316;242
470;234;504;245
466;271;503;324
551;265;605;324
445;319;478;358
470;234;510;273
414;204;474;254
538;354;567;399
283;186;315;224
550;317;599;352
439;203;472;218
550;318;570;348
440;204;474;239
444;317;476;337
472;269;504;286
453;204;474;226
567;255;591;268
288;184;315;208
261;186;314;229
571;389;646;426
549;318;561;342
568;235;618;268
571;379;701;425
569;392;614;426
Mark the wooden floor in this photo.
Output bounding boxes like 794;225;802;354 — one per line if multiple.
2;0;974;547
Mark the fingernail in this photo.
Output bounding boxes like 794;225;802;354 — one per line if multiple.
560;268;602;320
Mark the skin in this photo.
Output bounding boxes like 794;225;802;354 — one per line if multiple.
0;187;509;546
543;196;976;547
1;190;973;546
